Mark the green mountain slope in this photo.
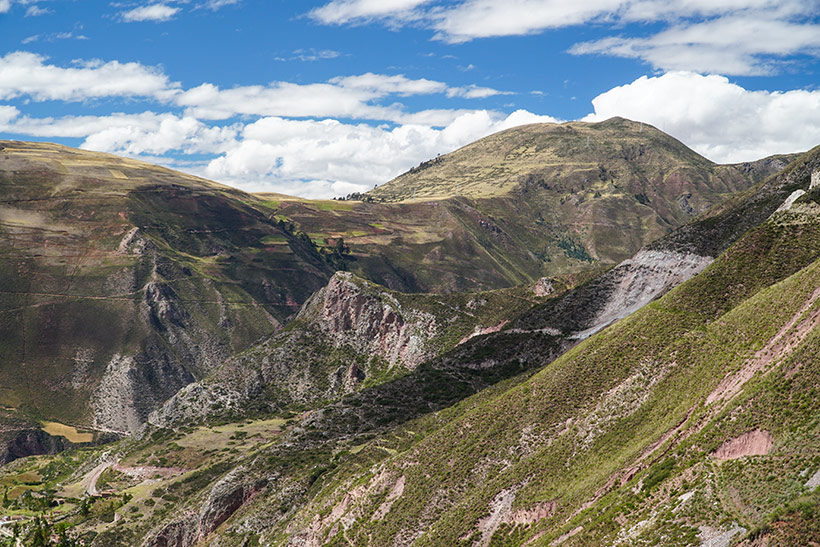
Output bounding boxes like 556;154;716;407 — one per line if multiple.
1;117;781;437
0;141;335;434
370;117;749;202
0;132;812;546
260;147;820;547
2;148;816;546
268;118;792;293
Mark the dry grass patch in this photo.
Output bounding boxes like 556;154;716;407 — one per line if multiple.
41;422;94;443
175;418;288;452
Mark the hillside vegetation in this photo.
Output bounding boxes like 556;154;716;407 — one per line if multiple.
0;118;786;435
201;145;820;547
0;141;334;434
0;132;817;547
269;118;792;293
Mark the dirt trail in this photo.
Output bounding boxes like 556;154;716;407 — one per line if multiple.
83;460;115;496
458;321;509;345
80;458;186;497
567;282;820;524
707;285;820;405
0;524;25;547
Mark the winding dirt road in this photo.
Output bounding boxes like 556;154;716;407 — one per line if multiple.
82;460;115;496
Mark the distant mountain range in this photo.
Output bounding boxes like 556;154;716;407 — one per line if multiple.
1;121;818;547
273;117;794;292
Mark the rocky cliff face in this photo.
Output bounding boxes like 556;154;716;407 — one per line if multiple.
133;236;723;546
0;428;72;465
299;271;438;369
569;249;713;340
144;467;267;547
149;272;443;428
90;233;274;435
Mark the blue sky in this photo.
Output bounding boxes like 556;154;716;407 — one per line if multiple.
1;0;819;197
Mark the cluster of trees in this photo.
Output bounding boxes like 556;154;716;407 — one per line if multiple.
276;219;351;270
0;517;80;547
318;237;351;271
336;192;380;202
3;489;56;512
2;486;132;546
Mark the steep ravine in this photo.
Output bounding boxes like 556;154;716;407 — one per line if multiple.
135;154;820;547
148;272;537;428
135;222;730;547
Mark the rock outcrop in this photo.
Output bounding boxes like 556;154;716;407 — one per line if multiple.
570;249;713;339
150;272;443;428
299;272;438;370
144;467;267;547
713;430;774;460
515;246;712;341
774;189;807;213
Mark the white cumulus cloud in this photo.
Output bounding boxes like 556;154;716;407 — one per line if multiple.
427;0;813;42
203;109;560;196
431;0;623;42
175;73;505;122
0;51;179;102
584;71;820;163
0;105;20;124
329;72;448;96
446;84;510;99
0;110;238;156
120;3;180;22
571;16;820;76
175;81;402;121
0;52;502;119
310;0;432;24
309;0;819;75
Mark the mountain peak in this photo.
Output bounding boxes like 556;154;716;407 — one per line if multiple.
367;118;710;203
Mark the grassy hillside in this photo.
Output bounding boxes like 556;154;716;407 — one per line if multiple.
268;118;792;293
0;119;780;433
270;147;820;546
0;141;335;433
371;118;725;201
238;147;820;546
2;147;817;546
